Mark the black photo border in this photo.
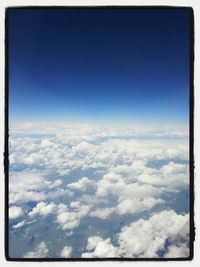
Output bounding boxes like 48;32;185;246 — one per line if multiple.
4;5;195;262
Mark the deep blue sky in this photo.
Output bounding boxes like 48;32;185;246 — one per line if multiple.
8;8;190;124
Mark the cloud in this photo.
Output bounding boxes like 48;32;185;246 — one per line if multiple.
60;246;73;258
41;139;54;147
10;123;188;177
56;211;80;230
164;243;189;258
116;197;164;215
95;172;166;215
26;201;92;230
23;242;49;258
56;203;91;230
89;207;115;219
9;171;47;204
117;210;189;258
137;161;189;189
86;236;104;251
49;179;63;188
82;237;118;258
9;122;189;258
28;202;56;217
67;177;94;191
82;210;189;258
13;220;26;229
9;206;23;219
9;170;71;205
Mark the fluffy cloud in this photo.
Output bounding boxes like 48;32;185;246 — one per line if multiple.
23;242;49;258
95;173;166;215
10;123;189;176
116;197;164;215
26;200;92;231
9;171;47;204
60;246;73;258
117;210;189;258
82;237;118;258
164;242;189;258
86;236;103;250
56;202;91;230
28;202;56;217
137;161;189;189
67;177;93;191
9;206;23;219
49;179;63;188
9;122;189;258
89;207;115;219
9;170;71;204
82;210;189;258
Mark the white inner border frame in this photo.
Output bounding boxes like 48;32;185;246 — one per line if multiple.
0;1;199;266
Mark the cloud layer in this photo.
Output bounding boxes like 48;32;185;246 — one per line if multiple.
9;122;190;258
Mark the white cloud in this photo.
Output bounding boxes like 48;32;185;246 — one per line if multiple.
9;170;71;205
116;197;164;215
49;179;63;188
82;237;118;258
28;202;56;217
9;122;189;258
41;139;53;147
95;172;165;216
9;206;23;219
56;211;80;230
10;123;188;177
137;161;189;189
67;177;93;191
117;210;189;258
56;203;91;230
164;242;189;258
23;241;49;258
60;246;73;258
13;220;26;229
82;210;189;258
9;171;47;204
89;207;115;219
86;236;104;251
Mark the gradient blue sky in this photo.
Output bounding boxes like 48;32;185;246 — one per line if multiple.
8;8;190;124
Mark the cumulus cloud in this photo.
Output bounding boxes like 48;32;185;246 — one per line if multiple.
9;122;189;258
67;177;94;191
89;207;115;219
117;210;189;258
82;237;118;258
27;200;92;230
116;197;164;215
137;161;189;189
23;242;49;258
60;246;73;258
9;171;47;204
49;179;63;188
56;203;91;230
82;210;189;258
9;171;71;205
10;123;188;177
164;242;189;258
9;206;23;219
95;173;166;215
28;202;56;217
86;236;104;251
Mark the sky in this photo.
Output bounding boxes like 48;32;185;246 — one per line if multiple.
8;8;191;124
